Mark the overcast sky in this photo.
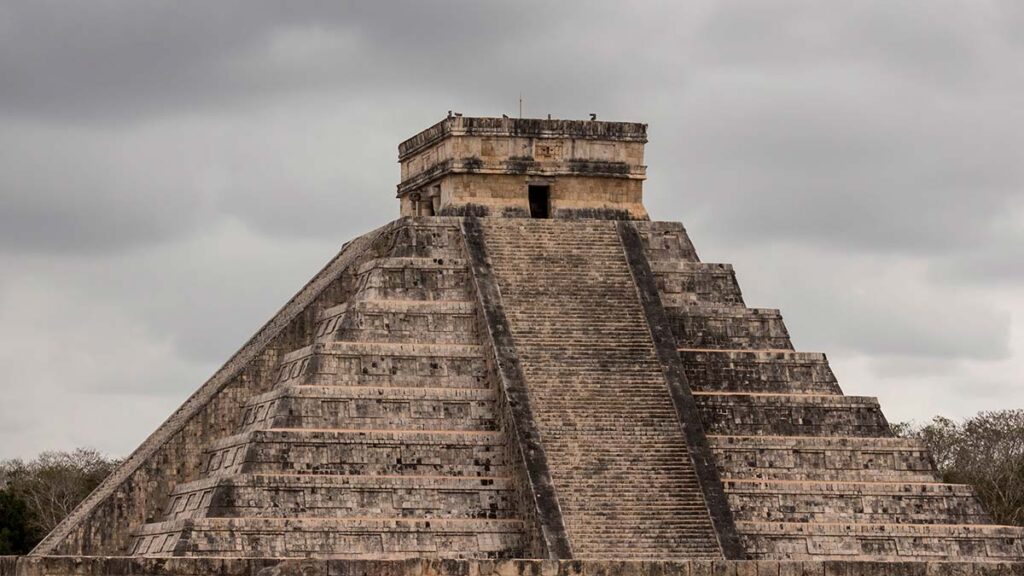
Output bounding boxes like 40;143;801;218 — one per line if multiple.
1;1;1022;459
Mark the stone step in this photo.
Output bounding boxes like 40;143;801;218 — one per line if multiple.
734;521;1024;561
131;517;525;558
239;385;497;431
666;304;793;350
694;393;890;437
356;257;471;301
275;342;486;389
723;479;991;525
478;218;723;559
649;261;745;306
161;474;517;521
201;429;509;478
679;349;842;394
314;300;478;344
708;435;939;482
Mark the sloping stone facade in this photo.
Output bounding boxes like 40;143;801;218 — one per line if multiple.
26;117;1024;569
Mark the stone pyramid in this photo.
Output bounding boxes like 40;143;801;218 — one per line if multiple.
30;116;1024;565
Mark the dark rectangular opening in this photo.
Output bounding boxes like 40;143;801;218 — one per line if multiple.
528;185;550;218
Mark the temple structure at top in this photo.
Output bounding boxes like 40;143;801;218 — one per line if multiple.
397;115;649;220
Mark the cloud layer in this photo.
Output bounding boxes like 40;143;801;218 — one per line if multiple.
1;0;1022;458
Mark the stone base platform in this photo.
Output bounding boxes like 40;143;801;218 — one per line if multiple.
4;556;1024;576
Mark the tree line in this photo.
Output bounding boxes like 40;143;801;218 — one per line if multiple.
893;409;1024;526
0;449;119;554
1;410;1024;554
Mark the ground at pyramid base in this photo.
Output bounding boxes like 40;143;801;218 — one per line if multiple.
14;116;1024;574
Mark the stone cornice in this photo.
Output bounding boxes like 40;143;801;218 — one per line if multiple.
399;116;648;160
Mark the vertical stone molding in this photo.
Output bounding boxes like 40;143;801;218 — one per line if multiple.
461;217;573;559
617;221;745;559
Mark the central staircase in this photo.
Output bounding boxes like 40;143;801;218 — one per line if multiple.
476;218;723;559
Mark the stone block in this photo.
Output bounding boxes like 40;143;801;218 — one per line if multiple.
695;394;889;437
667;306;792;351
679;351;840;395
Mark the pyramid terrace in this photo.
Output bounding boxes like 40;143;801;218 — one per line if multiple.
7;116;1024;576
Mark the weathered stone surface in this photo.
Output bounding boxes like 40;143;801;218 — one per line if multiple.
708;436;938;483
617;220;743;559
132;518;526;558
724;480;991;525
652;262;746;307
667;306;793;351
737;522;1024;561
162;474;517;521
32;219;408;557
31;116;1024;566
116;218;532;559
397;117;648;220
679;351;840;395
6;557;1024;576
635;218;1022;560
634;221;701;263
695;394;889;437
475;218;722;559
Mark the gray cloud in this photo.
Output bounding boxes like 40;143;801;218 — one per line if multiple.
718;244;1012;362
0;2;630;123
1;0;1022;458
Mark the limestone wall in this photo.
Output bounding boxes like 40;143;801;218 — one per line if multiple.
30;220;426;556
635;219;1024;561
396;116;648;220
400;174;646;220
399;131;645;184
122;218;531;559
6;556;1024;576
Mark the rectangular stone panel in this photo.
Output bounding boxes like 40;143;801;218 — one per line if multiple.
161;474;517;521
132;517;525;559
695;393;890;437
667;305;793;351
724;479;991;525
735;521;1024;561
680;350;841;395
651;262;745;307
633;221;701;263
709;436;939;482
267;385;498;431
357;257;472;301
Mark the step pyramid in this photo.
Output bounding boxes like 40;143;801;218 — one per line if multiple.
30;116;1024;565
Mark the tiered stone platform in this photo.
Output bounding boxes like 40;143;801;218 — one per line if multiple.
27;217;1024;567
124;220;527;559
9;556;1024;576
638;220;1024;561
24;116;1024;571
